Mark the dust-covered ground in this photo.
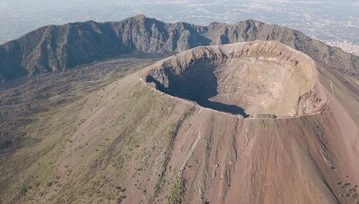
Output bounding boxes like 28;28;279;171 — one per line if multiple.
1;42;359;204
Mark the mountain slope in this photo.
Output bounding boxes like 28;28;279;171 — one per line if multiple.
1;41;359;204
0;15;358;82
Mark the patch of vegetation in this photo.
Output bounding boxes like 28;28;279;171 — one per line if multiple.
168;175;186;204
312;122;324;136
118;83;168;150
0;132;14;148
152;106;195;201
0;57;162;203
259;119;267;128
185;106;196;117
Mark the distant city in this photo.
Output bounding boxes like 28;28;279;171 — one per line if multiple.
0;0;358;55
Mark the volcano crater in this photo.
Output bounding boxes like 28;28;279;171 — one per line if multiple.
146;41;324;118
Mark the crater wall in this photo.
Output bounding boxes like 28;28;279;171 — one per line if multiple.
146;41;324;117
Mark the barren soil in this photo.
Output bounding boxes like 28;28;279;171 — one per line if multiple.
1;41;359;204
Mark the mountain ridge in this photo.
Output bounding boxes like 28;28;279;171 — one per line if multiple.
0;14;358;82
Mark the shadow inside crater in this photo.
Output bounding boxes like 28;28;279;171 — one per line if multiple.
196;100;249;117
146;61;250;118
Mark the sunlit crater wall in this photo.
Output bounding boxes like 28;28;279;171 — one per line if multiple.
146;41;325;117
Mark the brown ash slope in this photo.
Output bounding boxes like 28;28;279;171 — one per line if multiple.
142;41;359;203
0;14;358;82
1;41;358;204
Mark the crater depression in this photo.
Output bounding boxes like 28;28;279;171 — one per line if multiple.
146;41;325;118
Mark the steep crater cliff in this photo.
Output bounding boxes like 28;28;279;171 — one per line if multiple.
146;41;325;118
